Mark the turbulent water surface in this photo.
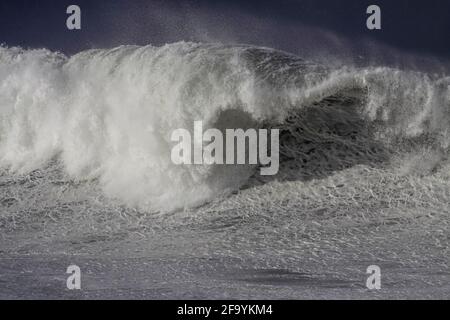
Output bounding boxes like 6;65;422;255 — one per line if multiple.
0;42;449;299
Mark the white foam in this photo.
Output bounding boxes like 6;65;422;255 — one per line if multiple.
0;43;448;211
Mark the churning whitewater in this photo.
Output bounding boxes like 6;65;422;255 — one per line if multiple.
1;42;450;299
0;42;449;212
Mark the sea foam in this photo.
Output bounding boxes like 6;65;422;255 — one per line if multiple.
0;42;449;211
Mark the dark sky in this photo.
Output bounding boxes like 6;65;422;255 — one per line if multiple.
0;0;449;63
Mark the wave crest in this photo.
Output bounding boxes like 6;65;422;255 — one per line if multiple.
0;42;449;211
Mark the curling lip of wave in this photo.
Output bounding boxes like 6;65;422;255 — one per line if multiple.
0;42;449;212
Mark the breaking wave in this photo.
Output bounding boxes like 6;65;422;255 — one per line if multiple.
0;42;449;211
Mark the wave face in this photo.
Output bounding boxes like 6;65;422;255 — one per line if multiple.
0;42;449;211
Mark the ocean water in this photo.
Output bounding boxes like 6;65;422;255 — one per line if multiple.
0;42;449;299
